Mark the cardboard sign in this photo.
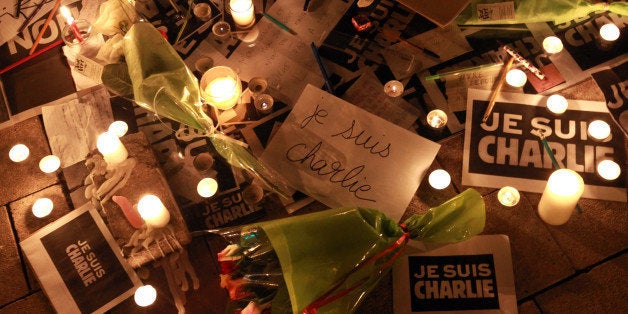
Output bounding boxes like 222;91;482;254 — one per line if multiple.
261;84;440;221
463;89;626;202
21;204;142;314
393;235;517;313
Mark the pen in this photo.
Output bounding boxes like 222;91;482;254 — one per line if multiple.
263;12;296;35
482;56;514;123
310;42;334;95
18;0;46;33
425;62;503;81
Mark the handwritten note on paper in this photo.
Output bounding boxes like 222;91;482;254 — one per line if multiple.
261;85;440;221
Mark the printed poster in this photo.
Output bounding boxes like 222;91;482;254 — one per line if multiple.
463;89;626;202
20;204;142;314
260;84;440;222
393;235;517;313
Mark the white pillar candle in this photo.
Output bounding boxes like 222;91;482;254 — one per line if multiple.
498;186;520;207
39;155;61;173
384;80;404;97
137;194;170;228
505;69;527;87
428;169;451;190
596;160;621;181
197;178;219;198
108;121;129;137
537;169;584;225
32;198;54;218
9;144;29;162
599;23;620;41
200;66;242;110
97;132;128;168
542;36;563;54
587;120;611;141
426;109;448;129
546;94;568;114
230;0;255;28
134;285;157;307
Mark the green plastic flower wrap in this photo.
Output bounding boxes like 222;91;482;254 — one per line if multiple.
457;0;627;25
199;188;486;313
101;22;291;198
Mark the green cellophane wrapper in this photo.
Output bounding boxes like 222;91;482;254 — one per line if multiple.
457;0;628;25
242;188;485;313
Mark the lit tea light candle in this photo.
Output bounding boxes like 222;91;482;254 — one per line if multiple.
587;120;611;141
230;0;255;28
60;6;83;43
384;80;404;97
134;285;157;307
498;186;520;207
32;198;54;218
9;144;29;162
596;160;621;181
39;155;61;173
537;169;584;225
137;194;170;228
426;109;448;129
505;69;527;87
201;66;242;110
428;169;450;190
542;36;563;54
546;94;568;114
599;23;620;41
108;121;129;137
197;178;219;198
254;94;274;115
97;132;128;168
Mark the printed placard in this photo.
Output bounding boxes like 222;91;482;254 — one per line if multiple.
21;204;142;314
476;2;515;22
393;235;516;313
261;84;440;221
463;89;626;202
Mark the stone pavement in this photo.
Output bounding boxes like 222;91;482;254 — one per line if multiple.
0;79;626;313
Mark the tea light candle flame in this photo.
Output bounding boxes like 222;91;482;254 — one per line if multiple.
134;285;157;307
9;144;30;162
597;160;621;181
60;6;83;43
137;195;170;228
587;120;611;141
599;23;620;41
39;155;61;173
384;80;404;97
428;169;451;190
498;186;520;207
538;169;584;225
546;94;568;114
197;178;219;198
32;198;54;218
505;69;527;87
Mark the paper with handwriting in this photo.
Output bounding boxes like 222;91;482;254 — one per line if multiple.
261;84;440;221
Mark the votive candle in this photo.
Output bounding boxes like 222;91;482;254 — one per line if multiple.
428;169;450;190
9;144;29;162
505;69;527;87
97;131;128;168
134;285;157;307
426;109;448;129
542;36;563;54
597;160;621;181
197;178;219;198
230;0;255;28
384;80;404;97
599;23;620;41
39;155;61;173
587;120;611;141
137;194;170;228
32;198;54;218
537;169;584;225
546;94;568;114
498;186;520;207
201;66;242;110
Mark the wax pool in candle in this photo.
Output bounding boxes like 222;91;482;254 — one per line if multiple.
505;69;527;87
542;36;563;54
9;144;29;162
230;0;255;28
39;155;61;173
426;109;447;129
32;198;54;218
135;285;157;307
498;186;520;207
597;160;621;181
197;178;218;198
137;194;170;228
537;169;584;225
384;80;404;97
546;94;568;114
97;132;128;168
587;120;611;141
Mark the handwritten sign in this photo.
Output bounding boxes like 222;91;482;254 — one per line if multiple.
261;84;440;221
20;204;141;314
463;89;626;202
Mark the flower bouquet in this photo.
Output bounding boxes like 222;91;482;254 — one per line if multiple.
206;188;486;313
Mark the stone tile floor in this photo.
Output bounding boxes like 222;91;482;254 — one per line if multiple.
0;85;626;313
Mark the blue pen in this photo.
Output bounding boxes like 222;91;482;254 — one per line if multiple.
310;42;334;94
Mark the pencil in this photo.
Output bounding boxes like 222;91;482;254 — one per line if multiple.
18;0;46;34
263;12;296;35
482;56;515;123
310;42;334;95
1;39;63;75
29;0;62;55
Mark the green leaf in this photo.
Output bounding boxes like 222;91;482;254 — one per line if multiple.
101;63;133;97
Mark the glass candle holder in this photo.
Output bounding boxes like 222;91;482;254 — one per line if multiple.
248;77;268;95
193;3;212;21
254;93;274;115
384;80;404;97
61;19;92;46
200;66;242;110
230;0;255;29
426;109;448;129
193;153;215;174
212;21;232;38
498;186;520;207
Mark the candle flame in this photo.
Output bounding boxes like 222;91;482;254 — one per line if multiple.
60;6;74;24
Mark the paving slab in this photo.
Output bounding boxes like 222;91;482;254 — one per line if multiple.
518;300;541;314
535;253;628;313
0;206;29;307
0;117;59;205
525;192;628;270
0;291;54;314
481;190;575;299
